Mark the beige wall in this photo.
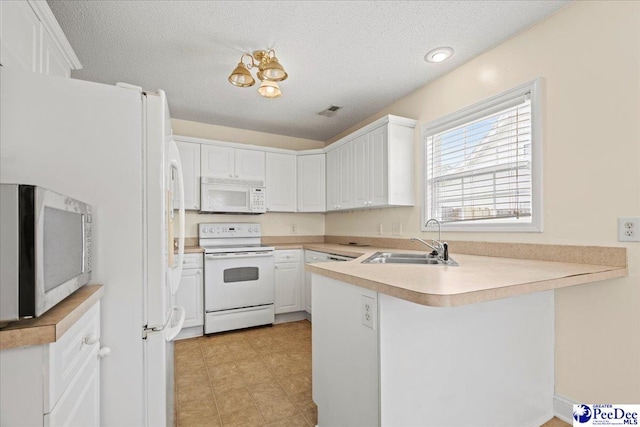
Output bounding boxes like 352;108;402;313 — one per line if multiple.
171;119;326;237
183;211;324;238
326;1;640;402
172;118;325;151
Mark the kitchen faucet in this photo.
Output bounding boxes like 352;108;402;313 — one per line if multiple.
410;218;449;262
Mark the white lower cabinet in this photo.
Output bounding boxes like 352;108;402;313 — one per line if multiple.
303;250;332;315
274;250;303;314
0;301;103;426
175;253;204;340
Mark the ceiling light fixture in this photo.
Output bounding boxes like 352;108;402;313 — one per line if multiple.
228;50;288;98
424;47;454;63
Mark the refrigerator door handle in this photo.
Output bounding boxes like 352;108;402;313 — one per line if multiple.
164;305;185;342
168;138;185;295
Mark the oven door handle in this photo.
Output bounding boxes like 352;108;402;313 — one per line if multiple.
205;252;274;260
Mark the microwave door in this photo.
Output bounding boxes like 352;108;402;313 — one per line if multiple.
202;185;250;213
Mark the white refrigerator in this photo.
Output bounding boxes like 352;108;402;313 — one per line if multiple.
0;67;186;426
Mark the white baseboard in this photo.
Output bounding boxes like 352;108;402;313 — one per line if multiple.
554;394;577;424
175;325;204;340
274;311;309;324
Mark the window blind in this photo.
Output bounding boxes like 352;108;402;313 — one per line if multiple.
425;94;532;224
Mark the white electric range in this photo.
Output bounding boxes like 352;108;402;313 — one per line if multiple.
199;223;275;334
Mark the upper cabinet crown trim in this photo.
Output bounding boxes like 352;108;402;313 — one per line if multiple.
28;0;82;70
173;135;324;156
326;114;418;151
175;115;416;156
174;135;294;154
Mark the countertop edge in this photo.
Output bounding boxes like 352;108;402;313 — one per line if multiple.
0;284;104;350
306;262;628;308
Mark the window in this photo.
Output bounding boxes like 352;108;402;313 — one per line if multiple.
422;79;542;232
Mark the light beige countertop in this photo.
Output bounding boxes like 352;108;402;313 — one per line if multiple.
183;245;205;254
305;246;627;307
0;284;104;350
172;238;627;308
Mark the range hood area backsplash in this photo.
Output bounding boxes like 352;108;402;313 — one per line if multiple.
180;210;326;238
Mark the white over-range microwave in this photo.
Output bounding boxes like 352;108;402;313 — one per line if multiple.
200;177;266;214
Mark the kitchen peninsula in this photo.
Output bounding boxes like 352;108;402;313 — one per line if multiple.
306;243;627;426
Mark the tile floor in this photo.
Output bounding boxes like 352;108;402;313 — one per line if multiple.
174;320;315;426
174;319;570;427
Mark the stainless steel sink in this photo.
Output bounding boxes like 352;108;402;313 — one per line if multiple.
362;252;459;266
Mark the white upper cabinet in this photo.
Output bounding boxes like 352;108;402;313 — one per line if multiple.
201;145;265;182
175;140;201;210
297;153;326;212
200;145;235;179
0;1;80;77
326;149;339;211
235;148;265;182
266;152;297;212
0;1;39;73
331;115;416;211
326;141;353;211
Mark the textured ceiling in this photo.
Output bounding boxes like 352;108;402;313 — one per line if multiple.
48;1;570;142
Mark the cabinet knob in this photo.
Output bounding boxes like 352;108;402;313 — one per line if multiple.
197;270;201;275
83;334;99;345
98;347;111;358
229;174;233;178
275;265;279;269
235;174;238;178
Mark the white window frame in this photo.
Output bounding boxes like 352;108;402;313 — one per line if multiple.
421;78;543;232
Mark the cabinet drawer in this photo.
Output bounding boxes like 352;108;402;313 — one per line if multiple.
45;301;100;413
182;253;203;269
275;250;301;263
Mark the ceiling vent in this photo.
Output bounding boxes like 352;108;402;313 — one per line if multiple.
318;105;342;117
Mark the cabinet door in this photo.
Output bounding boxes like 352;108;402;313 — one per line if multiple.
352;133;370;208
275;261;302;314
175;140;201;210
41;26;70;77
304;270;312;314
44;354;100;427
297;154;326;212
337;141;354;210
0;1;40;73
201;145;235;179
369;125;388;207
266;152;296;212
325;149;339;211
175;268;204;328
235;149;265;181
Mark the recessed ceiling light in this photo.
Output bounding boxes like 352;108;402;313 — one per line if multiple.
425;47;454;63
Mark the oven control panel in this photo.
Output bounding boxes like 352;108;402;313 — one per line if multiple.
199;222;261;238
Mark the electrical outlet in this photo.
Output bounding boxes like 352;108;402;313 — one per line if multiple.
377;223;383;235
361;295;376;329
392;223;402;236
618;217;640;242
291;224;297;234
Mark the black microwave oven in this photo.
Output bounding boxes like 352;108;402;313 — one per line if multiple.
0;184;92;325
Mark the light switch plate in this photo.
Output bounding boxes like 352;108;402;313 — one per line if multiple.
392;223;402;236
